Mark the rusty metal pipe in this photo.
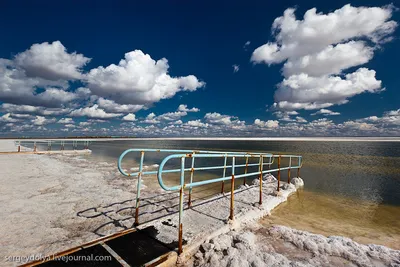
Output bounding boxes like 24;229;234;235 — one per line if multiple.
188;153;195;207
277;155;281;192
178;157;185;255
288;156;291;183
259;156;263;204
221;154;227;194
243;157;249;185
229;157;235;220
134;151;145;226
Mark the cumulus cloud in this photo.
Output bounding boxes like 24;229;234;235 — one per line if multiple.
157;111;187;121
311;109;341;116
86;50;205;105
15;41;90;80
204;112;242;125
186;120;209;128
69;105;122;119
122;113;136;121
251;4;396;110
254;119;279;129
274;68;383;110
0;113;18;123
97;97;143;113
178;104;200;112
57;118;74;124
143;112;160;124
0;103;71;116
32;116;56;126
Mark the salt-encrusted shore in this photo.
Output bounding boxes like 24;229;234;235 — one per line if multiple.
1;140;399;267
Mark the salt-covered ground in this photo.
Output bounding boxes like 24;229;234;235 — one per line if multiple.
1;139;399;267
187;224;400;267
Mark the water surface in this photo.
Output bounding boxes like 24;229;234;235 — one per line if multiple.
29;139;400;248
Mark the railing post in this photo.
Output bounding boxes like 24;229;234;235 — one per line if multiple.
277;155;281;192
178;156;185;255
188;152;195;207
134;151;145;227
288;156;291;183
297;157;301;177
259;156;263;204
229;157;235;220
243;157;249;185
221;154;227;194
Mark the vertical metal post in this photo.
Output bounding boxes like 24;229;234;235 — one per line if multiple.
243;157;249;185
134;151;145;227
229;157;235;220
259;156;263;204
188;153;195;207
178;156;185;255
18;141;20;152
268;156;271;170
288;156;291;183
221;154;227;194
277;155;281;192
297;157;301;177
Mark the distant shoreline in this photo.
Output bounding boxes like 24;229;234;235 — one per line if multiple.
1;137;400;142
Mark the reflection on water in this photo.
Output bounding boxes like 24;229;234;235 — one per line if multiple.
25;139;400;248
261;189;400;250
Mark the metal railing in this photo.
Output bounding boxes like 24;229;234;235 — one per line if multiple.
14;140;91;152
118;149;302;254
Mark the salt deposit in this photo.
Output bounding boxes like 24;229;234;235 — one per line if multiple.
187;224;400;267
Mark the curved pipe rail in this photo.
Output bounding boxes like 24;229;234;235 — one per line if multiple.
117;148;302;255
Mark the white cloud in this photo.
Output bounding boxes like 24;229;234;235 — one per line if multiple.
244;41;251;49
86;50;204;105
15;41;90;80
0;113;18;123
122;113;136;121
273;110;299;121
311;109;341;116
169;120;183;125
97;97;143;113
143;112;160;124
186;120;209;128
157;111;187;121
251;4;396;111
254;119;279;129
57;118;74;124
274;68;382;110
0;103;71;116
32;116;56;126
282;41;374;77
232;64;240;73
178;104;199;112
296;116;307;123
204;112;240;125
69;105;122;119
251;5;396;64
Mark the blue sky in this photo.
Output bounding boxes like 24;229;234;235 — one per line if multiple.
0;0;399;137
